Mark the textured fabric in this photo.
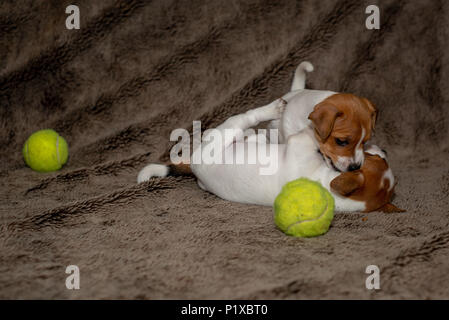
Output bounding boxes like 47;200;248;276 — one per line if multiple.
1;0;449;299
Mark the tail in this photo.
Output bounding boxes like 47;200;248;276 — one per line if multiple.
291;61;314;91
137;163;192;183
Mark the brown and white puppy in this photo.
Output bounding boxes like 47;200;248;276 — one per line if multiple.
308;93;377;172
272;61;377;172
330;145;403;212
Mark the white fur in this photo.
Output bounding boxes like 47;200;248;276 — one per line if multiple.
291;61;314;91
365;143;386;159
382;168;394;191
354;127;365;165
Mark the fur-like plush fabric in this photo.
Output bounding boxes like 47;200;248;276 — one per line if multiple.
1;0;449;299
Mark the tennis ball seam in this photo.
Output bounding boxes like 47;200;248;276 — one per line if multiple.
285;198;329;234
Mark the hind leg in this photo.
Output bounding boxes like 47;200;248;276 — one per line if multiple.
210;98;286;148
191;98;286;173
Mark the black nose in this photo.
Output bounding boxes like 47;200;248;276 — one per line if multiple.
348;163;361;171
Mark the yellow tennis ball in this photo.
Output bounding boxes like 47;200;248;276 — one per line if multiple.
22;129;69;172
274;178;334;237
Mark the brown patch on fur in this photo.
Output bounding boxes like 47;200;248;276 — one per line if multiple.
168;163;193;177
308;103;342;140
330;171;364;196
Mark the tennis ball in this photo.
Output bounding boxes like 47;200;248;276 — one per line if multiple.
22;129;68;172
274;178;334;237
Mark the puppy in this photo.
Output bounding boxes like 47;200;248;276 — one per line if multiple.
271;62;377;172
138;99;402;212
330;144;403;212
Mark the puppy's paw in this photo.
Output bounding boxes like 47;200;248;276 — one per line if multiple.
274;98;287;117
254;98;287;122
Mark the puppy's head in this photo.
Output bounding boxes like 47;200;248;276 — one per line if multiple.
330;148;404;213
308;93;377;172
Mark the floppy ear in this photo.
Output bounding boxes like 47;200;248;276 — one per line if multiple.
361;97;377;131
377;203;405;213
308;103;342;141
330;172;365;197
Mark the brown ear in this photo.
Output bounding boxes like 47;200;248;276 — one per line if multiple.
308;103;342;141
330;172;365;196
361;97;377;131
377;203;405;213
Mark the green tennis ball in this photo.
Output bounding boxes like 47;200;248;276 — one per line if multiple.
22;129;69;172
274;178;334;237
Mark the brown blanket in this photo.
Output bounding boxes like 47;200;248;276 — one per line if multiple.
1;0;449;299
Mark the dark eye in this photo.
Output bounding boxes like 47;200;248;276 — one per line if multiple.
335;138;349;146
